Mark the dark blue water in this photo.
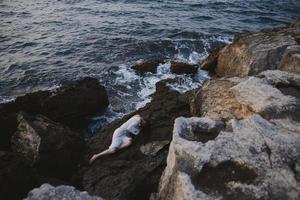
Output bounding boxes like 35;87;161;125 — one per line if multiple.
1;0;300;116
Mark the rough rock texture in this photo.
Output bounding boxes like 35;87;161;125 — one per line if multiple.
258;70;300;121
156;115;300;200
140;141;170;156
11;113;85;180
170;61;198;74
191;70;299;121
0;77;108;150
200;21;300;77
83;79;191;200
158;25;300;199
231;77;297;119
0;151;39;200
258;70;300;87
132;59;165;73
279;45;300;74
190;78;253;121
25;184;103;200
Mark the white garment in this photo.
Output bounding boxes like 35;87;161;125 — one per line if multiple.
109;115;142;149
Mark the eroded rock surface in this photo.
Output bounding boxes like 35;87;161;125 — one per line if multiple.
25;184;103;200
190;78;253;120
156;115;300;200
200;21;300;77
191;70;299;121
231;76;297;119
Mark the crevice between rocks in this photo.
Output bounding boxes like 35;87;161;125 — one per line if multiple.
191;161;258;198
276;83;300;122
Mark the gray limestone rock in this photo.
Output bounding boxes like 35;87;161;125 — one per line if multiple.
25;184;103;200
156;115;300;200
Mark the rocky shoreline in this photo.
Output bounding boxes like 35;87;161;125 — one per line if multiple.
1;21;299;200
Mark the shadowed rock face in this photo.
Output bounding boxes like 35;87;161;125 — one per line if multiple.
0;77;109;150
0;77;108;199
200;21;300;77
83;80;191;200
170;61;198;74
200;48;221;73
0;151;39;200
193;161;258;195
11;113;85;180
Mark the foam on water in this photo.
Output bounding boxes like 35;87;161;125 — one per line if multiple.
89;50;210;134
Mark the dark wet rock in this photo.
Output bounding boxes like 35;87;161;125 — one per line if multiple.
25;183;103;200
0;77;109;150
170;61;198;74
132;59;165;73
0;151;39;200
200;21;300;77
156;115;300;200
200;48;221;73
11;113;85;180
83;79;191;200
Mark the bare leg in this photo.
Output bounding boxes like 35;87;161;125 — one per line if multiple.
89;147;117;164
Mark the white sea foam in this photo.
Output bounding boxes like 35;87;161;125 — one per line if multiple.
0;96;16;103
112;59;209;112
90;50;211;134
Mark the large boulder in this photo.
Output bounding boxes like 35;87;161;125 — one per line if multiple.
11;113;85;180
191;70;299;121
83;79;191;200
170;61;198;74
231;77;297;119
131;59;165;73
25;184;103;200
190;78;253;121
0;151;39;200
156;115;300;200
200;21;300;77
0;77;109;150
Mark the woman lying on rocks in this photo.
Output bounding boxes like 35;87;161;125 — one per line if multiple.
89;114;148;164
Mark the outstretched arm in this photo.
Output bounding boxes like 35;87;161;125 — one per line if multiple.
89;148;117;164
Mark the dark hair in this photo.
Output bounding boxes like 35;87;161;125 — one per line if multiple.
140;114;151;128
